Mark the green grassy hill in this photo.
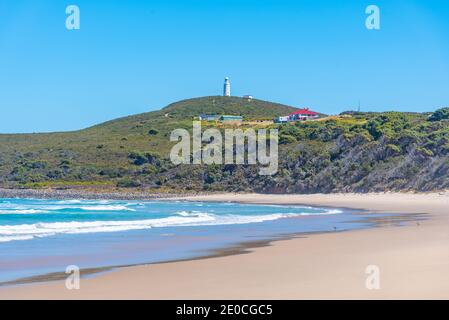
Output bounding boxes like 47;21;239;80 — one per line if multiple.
0;96;297;188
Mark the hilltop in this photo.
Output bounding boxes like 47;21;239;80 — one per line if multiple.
0;96;296;188
161;96;297;119
1;97;449;194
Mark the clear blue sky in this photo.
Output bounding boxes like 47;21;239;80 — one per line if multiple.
0;0;448;133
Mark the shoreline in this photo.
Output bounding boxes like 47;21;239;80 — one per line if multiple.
0;187;192;201
0;235;302;288
3;211;422;288
0;192;448;299
0;199;392;287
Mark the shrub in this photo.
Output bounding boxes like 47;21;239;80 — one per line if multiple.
429;108;449;122
386;144;401;154
128;151;159;166
279;134;297;145
416;147;434;157
128;152;147;165
24;161;47;170
117;178;141;188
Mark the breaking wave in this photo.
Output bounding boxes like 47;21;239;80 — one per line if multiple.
0;199;343;243
0;208;342;243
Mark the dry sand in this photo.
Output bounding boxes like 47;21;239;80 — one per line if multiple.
1;192;449;300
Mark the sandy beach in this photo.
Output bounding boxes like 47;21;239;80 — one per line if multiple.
1;192;449;300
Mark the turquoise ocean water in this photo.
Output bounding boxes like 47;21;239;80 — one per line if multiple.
0;198;374;283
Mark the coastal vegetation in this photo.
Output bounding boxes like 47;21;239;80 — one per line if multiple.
0;97;448;193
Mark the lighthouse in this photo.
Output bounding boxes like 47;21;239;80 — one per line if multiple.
223;77;231;97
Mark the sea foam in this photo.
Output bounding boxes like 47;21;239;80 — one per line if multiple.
0;199;342;243
0;211;307;242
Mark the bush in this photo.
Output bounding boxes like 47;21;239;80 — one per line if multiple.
416;147;434;157
117;178;142;188
99;168;122;178
128;152;147;166
279;134;297;145
429;108;449;122
25;161;47;170
128;151;159;166
386;144;401;154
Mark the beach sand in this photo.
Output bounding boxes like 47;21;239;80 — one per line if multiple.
1;192;449;300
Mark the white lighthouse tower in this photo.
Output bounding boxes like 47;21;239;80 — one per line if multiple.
223;77;231;97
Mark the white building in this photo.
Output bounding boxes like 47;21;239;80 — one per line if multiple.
223;77;231;97
275;116;289;123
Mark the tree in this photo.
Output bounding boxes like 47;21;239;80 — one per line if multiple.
429;108;449;122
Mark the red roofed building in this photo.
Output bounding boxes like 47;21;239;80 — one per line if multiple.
288;108;319;121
